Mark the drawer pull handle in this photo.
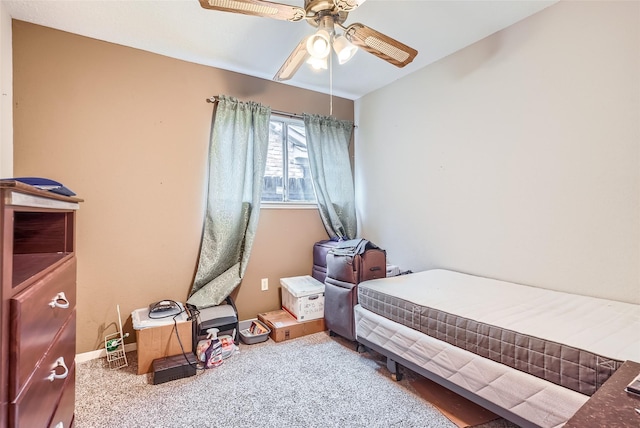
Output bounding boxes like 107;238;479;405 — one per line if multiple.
47;357;69;382
49;292;70;309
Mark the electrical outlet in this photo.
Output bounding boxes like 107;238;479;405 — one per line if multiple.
261;278;268;291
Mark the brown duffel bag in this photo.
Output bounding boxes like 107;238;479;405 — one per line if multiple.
324;239;386;341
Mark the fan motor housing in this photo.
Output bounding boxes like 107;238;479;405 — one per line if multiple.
305;0;348;26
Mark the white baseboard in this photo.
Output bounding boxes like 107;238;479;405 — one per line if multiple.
75;342;137;363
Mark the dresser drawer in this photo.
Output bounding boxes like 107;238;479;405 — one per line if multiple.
10;313;76;428
48;363;75;428
10;257;76;397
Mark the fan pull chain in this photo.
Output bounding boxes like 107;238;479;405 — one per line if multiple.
329;44;333;116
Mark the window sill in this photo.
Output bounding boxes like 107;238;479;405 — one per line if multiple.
260;202;318;210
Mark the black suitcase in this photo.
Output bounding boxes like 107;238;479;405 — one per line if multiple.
324;239;386;341
312;239;341;283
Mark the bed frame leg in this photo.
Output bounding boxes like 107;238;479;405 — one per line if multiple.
387;358;403;381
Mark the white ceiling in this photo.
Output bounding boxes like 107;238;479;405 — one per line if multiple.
3;0;558;100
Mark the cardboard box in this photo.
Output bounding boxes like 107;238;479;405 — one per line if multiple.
258;309;325;342
135;321;192;374
280;275;325;321
132;306;193;374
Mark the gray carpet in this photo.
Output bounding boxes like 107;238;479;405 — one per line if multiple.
75;332;520;427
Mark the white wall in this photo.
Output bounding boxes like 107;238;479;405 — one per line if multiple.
0;3;12;177
355;0;639;303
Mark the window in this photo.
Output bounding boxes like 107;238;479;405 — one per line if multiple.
262;116;316;203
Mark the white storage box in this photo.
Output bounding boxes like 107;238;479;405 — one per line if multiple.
280;275;325;321
386;264;400;277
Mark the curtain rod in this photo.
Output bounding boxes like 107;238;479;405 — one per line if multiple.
206;96;303;120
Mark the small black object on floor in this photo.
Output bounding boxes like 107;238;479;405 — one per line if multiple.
152;353;197;385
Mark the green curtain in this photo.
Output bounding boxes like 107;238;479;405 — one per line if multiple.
188;96;271;308
304;114;356;240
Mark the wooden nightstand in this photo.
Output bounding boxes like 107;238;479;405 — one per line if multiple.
563;360;640;428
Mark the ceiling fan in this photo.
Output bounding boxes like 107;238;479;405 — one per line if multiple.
198;0;418;81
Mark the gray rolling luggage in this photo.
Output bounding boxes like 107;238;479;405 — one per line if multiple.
324;239;386;341
312;239;341;283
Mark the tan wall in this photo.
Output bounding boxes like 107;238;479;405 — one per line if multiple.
12;21;353;353
0;3;12;177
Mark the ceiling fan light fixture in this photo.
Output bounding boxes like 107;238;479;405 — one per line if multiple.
333;34;358;64
306;30;331;59
306;56;328;70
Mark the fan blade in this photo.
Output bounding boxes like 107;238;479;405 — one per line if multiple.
273;37;310;81
198;0;306;22
334;0;367;12
344;23;417;68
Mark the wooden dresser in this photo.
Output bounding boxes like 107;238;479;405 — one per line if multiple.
0;180;82;428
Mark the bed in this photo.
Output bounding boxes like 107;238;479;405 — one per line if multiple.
354;269;640;428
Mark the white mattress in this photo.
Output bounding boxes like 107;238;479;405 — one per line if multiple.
355;304;589;428
360;269;639;362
